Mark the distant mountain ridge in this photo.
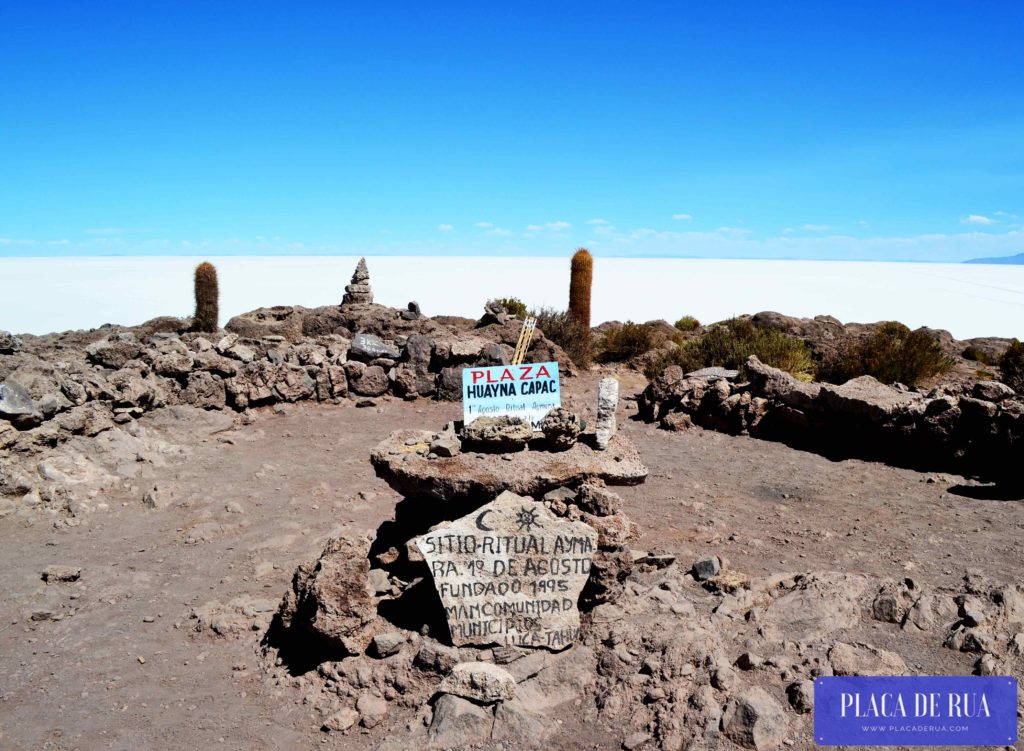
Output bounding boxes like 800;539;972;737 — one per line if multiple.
964;252;1024;265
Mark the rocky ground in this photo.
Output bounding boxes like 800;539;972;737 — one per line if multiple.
1;369;1022;750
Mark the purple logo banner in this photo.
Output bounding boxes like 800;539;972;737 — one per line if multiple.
814;675;1018;746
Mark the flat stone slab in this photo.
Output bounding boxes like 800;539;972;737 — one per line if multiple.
371;430;648;502
415;491;598;649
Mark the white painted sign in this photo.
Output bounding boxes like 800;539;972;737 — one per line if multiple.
462;362;561;430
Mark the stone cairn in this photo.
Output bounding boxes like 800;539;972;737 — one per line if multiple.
265;392;669;747
342;257;374;306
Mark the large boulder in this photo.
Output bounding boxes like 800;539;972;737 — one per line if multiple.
275;536;378;655
371;429;648;502
225;306;305;342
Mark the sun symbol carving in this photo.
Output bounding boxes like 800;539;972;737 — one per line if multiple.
515;506;542;533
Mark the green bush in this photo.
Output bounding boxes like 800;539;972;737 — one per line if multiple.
530;307;592;368
674;315;701;333
821;322;953;386
489;297;527;319
644;318;815;381
597;322;659;362
999;339;1024;393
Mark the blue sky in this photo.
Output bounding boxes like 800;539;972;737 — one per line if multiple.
1;2;1022;261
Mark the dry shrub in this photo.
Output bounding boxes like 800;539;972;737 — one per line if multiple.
597;322;660;362
645;318;815;381
674;315;701;333
530;307;592;368
999;339;1024;393
488;297;527;319
821;322;953;386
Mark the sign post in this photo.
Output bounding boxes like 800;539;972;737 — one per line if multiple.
462;362;561;430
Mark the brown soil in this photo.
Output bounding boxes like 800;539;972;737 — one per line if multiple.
1;371;1021;750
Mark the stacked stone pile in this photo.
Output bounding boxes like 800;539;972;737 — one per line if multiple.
639;355;1023;484
341;257;374;305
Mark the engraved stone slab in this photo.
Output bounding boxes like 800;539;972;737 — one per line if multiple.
415;491;598;650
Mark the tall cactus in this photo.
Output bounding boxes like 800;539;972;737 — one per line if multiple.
193;261;219;332
568;247;593;331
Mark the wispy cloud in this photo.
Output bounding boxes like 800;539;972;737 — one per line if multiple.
526;220;571;232
437;223;454;232
801;223;833;232
717;226;753;238
486;227;513;236
962;214;995;226
587;218;611;225
672;213;692;221
474;221;493;228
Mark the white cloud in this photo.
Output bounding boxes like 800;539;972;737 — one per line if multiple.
716;226;753;238
437;224;454;232
587;218;611;225
962;214;995;226
801;224;833;232
526;221;571;232
487;227;513;236
474;221;493;228
672;213;693;221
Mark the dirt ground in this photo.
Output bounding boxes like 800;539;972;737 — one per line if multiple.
1;370;1022;750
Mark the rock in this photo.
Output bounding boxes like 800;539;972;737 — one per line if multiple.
428;694;493;746
367;568;391;595
539;407;582;451
142;487;170;509
415;641;461;674
152;351;194;377
459;415;533;452
215;333;239;353
661;412;693;431
871;580;917;624
371;632;406;658
595;378;619;450
322;707;359;732
429;436;461;458
622;732;653;750
692;555;721;581
341;258;374;306
477;342;513;366
42;565;81;583
439;661;517;702
415;491;598;648
372;428;648;502
819;376;917;420
273;364;316;402
577;485;621;516
786;680;814;714
0;380;41;427
180;371;226;410
828;642;908;676
721;687;788;751
349;364;389;397
224;305;305;342
400;301;421;320
85;335;142;368
736;652;763;670
973;380;1015;402
356;692;387;728
275;536;377;655
0;330;23;354
350;333;400;362
686;366;739;380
